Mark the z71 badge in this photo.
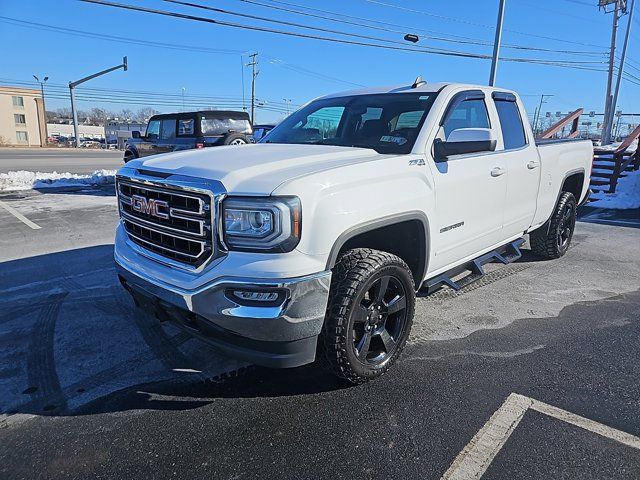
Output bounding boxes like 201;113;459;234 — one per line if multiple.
408;158;426;166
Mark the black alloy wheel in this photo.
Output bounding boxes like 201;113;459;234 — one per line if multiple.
351;274;408;365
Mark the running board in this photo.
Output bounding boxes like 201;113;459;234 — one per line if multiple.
423;238;525;295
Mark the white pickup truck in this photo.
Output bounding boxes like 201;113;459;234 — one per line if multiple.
115;80;593;383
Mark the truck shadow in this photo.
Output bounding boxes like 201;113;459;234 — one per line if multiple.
75;366;352;416
0;245;350;422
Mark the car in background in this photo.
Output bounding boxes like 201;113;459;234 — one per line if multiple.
251;124;276;142
123;111;253;162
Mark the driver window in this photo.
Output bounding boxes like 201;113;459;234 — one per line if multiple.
146;119;160;140
443;99;490;138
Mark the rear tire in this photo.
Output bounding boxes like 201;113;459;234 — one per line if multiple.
318;248;415;384
529;191;577;259
223;134;248;146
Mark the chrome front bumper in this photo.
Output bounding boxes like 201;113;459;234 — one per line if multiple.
116;261;332;368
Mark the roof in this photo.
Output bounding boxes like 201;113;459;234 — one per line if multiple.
149;110;250;120
319;82;450;100
318;82;517;101
0;85;41;96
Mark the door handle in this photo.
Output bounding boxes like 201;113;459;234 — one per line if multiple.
491;167;506;177
527;161;540;169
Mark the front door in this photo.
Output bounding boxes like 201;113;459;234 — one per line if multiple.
429;91;508;272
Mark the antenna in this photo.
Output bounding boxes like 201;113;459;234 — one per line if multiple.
412;76;426;89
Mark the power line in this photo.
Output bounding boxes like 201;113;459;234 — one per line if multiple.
163;0;416;47
362;0;610;49
0;16;362;88
0;16;245;56
0;78;298;111
238;0;606;56
80;0;610;70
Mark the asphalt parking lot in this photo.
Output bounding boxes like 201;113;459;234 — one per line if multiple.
0;183;639;479
0;148;123;174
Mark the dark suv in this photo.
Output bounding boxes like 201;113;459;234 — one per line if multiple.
124;110;252;162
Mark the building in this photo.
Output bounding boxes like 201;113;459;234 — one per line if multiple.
46;123;105;140
0;86;46;147
105;121;147;149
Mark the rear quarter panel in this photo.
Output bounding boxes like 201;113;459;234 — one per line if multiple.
532;139;593;228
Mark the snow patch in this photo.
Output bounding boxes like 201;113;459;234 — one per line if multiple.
0;170;116;191
590;169;640;209
596;140;638;153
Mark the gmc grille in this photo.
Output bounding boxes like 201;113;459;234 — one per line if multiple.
117;180;214;267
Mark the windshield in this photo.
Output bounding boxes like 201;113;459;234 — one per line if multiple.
262;93;436;154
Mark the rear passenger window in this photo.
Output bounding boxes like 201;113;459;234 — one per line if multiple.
178;119;194;136
495;100;527;149
443;99;490;138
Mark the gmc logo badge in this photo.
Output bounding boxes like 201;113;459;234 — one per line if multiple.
131;194;170;220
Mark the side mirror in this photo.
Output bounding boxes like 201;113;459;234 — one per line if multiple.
433;128;497;161
131;131;141;139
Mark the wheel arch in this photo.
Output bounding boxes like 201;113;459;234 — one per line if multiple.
325;212;430;289
560;168;586;202
124;146;138;161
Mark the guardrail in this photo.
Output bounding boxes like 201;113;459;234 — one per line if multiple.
538;108;583;139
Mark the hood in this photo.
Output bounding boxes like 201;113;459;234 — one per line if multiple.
127;143;385;194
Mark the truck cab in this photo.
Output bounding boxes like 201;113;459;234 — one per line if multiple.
124;110;253;162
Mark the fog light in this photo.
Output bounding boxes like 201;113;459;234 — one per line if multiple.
232;290;279;302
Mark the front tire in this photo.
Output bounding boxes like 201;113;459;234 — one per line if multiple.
123;150;136;163
529;191;577;259
318;249;415;384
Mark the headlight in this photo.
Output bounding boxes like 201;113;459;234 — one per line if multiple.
222;196;301;252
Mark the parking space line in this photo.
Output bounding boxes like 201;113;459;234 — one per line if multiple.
0;199;41;229
441;393;531;480
529;398;640;450
441;393;640;480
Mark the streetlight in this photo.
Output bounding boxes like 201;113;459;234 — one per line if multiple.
69;56;127;148
33;75;49;142
404;34;420;43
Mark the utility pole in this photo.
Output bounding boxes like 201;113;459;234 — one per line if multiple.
69;57;127;148
182;87;186;112
608;0;635;144
247;52;259;124
532;94;553;136
240;55;246;112
601;0;626;145
33;75;49;142
489;0;506;86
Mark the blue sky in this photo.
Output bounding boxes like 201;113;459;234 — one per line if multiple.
1;0;638;124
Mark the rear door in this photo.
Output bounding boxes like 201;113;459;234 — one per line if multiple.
491;92;541;236
429;90;508;272
175;117;196;151
156;118;177;154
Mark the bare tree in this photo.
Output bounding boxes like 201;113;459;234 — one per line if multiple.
134;107;160;123
118;109;134;122
55;107;72;119
90;107;111;125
